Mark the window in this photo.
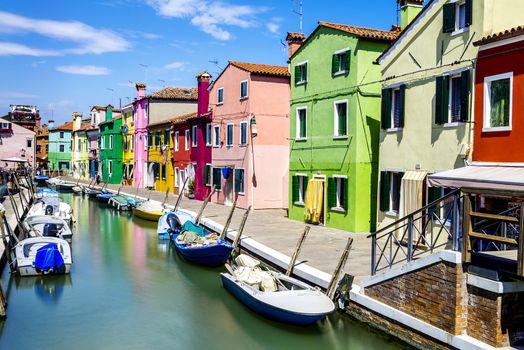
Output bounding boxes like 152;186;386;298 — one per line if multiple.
427;186;455;221
161;162;166;180
332;49;350;76
179;169;185;186
292;174;308;205
148;132;153;147
226;124;234;146
381;86;405;129
174;131;179;151
36;145;41;152
235;169;245;194
240;121;248;145
26;138;32;148
379;171;404;214
484;72;513;131
212;167;222;190
240;80;248;99
131;135;134;151
217;87;224;104
296;107;307;140
100;136;105;150
175;167;180;187
328;176;347;212
59;144;65;152
109;135;113;149
203;164;212;186
213;125;220;147
164;129;170;146
205;123;212;146
436;70;470;125
108;160;113;175
155;131;162;147
46;145;48;152
59;132;64;139
185;129;190;150
334;101;348;137
443;0;472;34
295;61;308;85
192;125;198;147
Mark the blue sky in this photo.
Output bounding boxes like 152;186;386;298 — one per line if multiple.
0;0;399;125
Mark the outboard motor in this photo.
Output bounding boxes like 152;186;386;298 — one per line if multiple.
45;205;54;215
43;223;60;237
166;213;183;235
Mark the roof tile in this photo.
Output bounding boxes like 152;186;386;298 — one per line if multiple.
149;87;198;100
229;61;289;77
474;25;524;46
318;21;400;42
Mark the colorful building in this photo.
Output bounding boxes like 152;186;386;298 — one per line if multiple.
288;21;398;232
121;103;134;185
0;116;36;169
146;118;172;192
35;123;49;170
3;105;41;131
48;121;73;173
207;61;290;209
71;113;91;179
376;0;524;229
171;112;197;195
88;105;120;178
99;106;124;184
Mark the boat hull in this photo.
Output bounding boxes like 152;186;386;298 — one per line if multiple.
132;208;163;221
174;238;233;267
221;273;330;326
96;194;113;202
18;263;71;276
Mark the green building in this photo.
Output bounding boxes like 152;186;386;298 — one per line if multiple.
99;106;123;184
287;22;399;232
48;120;73;173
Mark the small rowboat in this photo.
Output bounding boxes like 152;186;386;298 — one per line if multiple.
132;201;165;221
85;188;101;199
157;211;195;240
221;255;336;326
56;182;75;192
72;186;83;195
108;195;131;211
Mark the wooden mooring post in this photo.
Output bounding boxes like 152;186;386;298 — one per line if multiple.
195;186;216;225
233;206;251;249
286;226;310;276
161;187;170;208
220;197;238;240
173;178;188;212
326;237;353;299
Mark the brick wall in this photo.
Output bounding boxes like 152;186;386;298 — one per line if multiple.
365;261;468;335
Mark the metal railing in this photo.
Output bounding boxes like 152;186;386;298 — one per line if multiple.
369;189;462;275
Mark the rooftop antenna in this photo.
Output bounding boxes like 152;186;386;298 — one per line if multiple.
291;0;303;33
209;59;223;71
139;64;148;88
158;79;166;88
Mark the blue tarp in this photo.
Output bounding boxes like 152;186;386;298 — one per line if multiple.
181;221;205;236
222;167;232;180
34;243;65;272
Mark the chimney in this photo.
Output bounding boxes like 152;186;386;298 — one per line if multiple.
48;119;55;129
105;105;113;122
72;112;82;131
196;71;212;116
398;0;424;30
286;32;306;59
136;82;146;99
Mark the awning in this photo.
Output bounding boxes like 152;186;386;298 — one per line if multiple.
428;166;524;192
1;157;28;163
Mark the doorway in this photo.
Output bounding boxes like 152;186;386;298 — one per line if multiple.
223;167;234;206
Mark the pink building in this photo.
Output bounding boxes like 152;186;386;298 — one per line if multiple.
0;116;36;168
207;61;290;209
133;83;148;188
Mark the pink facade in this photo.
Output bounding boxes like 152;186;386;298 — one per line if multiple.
208;62;290;209
133;83;148;188
0;117;36;168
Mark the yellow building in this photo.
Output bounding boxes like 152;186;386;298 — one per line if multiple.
121;104;134;186
146;118;173;193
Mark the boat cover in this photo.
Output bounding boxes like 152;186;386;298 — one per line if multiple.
181;221;205;236
34;243;64;272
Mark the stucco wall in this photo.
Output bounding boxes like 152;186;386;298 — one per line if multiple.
148;100;196;124
0;117;36;168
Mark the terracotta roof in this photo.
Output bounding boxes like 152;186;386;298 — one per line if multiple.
91;105;122;113
319;21;400;42
171;112;198;126
149;87;198;100
286;32;306;41
78;121;92;132
474;25;524;46
52;121;74;132
229;61;289;77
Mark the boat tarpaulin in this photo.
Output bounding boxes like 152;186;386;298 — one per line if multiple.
181;221;205;236
428;166;524;192
34;243;64;272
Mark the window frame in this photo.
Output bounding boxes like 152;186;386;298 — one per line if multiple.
108;160;113;176
217;87;224;105
240;80;249;99
483;72;513;132
59;144;65;152
174;131;179;151
191;125;198;147
59;131;64;139
331;175;348;212
389;172;402;216
295;173;307;205
295;61;308;85
205;123;212;146
235;168;245;194
295;106;308;141
212;167;222;191
185;129;190;150
213;125;220;147
333;48;350;76
203;163;212;186
175;167;180;187
239;120;248;145
109;135;114;150
226;123;234;146
390;87;402;129
448;73;464;124
333;99;348;138
454;0;467;34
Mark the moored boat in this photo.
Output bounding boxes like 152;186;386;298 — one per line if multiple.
26;197;74;225
221;255;336;325
15;237;72;276
132;200;165;221
56;181;75;192
35;187;59;199
34;175;49;186
96;190;113;203
45;177;61;187
157;211;195;240
72;185;83;195
23;215;73;242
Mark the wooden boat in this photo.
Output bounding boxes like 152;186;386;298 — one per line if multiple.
14;237;72;276
85;188;101;198
132;201;165;221
157;211;195;240
221;255;336;325
23;215;73;242
27;197;74;225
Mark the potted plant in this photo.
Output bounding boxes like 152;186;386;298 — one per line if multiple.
188;179;195;199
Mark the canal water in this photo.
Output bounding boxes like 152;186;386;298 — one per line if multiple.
0;193;407;349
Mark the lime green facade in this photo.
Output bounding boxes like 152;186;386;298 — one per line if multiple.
99;108;123;184
289;25;392;233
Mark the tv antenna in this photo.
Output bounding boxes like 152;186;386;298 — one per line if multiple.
209;59;223;71
292;0;303;33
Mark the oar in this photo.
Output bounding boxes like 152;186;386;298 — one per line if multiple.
195;185;216;225
232;206;251;249
173;177;189;212
220;196;238;240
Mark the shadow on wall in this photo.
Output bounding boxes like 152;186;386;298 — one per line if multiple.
367;115;380;233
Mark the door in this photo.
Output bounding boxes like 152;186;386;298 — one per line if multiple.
224;167;234;206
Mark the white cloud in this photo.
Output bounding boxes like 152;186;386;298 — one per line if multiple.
146;0;263;41
56;65;111;76
0;42;61;57
0;11;130;56
164;61;187;70
266;17;282;35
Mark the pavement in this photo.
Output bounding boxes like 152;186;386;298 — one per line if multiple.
64;177;374;284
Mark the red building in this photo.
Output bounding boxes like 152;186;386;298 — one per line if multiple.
171;112;197;195
472;26;524;163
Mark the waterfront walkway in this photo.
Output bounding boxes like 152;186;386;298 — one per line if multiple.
66;178;373;284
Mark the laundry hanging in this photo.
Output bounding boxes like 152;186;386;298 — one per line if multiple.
222;167;233;180
304;179;324;224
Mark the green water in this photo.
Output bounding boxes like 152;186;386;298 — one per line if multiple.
0;193;407;349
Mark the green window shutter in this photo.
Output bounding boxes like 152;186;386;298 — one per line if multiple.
332;54;339;75
435;76;449;125
465;0;473;27
291;176;299;203
234;170;241;193
303;63;308;82
203;165;210;185
427;187;442;218
213;168;222;190
460;70;470;122
379;171;390;212
294;65;301;84
443;3;456;33
345;51;351;73
381;89;392;129
327;177;337;209
399;85;406;128
342;178;348;210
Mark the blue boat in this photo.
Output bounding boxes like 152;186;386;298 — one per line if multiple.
96;190;113;203
34;175;49;186
56;183;75;192
157;211;195;240
35;188;59;199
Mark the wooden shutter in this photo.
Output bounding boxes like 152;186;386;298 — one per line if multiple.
460;70;470;122
291;175;299;203
379;171;390;212
443;3;456;33
435;76;449;125
328;177;337;210
398;85;406;128
332;54;339;75
465;0;473;27
294;65;301;84
381;89;392;129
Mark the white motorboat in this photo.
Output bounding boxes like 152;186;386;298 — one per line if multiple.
27;197;74;225
45;177;62;187
15;237;72;276
23;215;73;242
221;255;336;325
